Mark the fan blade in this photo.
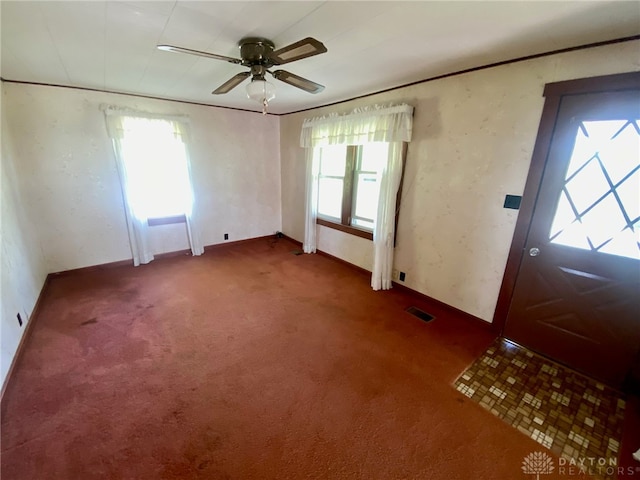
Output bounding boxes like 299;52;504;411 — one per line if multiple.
157;45;242;64
270;70;324;94
269;37;327;65
212;72;251;94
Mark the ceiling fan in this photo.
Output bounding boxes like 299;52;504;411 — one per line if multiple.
157;37;327;113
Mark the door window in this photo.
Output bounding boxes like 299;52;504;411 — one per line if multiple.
549;119;640;260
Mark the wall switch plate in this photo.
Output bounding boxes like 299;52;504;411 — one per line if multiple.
503;194;522;210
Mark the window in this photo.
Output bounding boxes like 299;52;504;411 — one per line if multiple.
105;112;203;266
352;143;389;229
317;145;349;221
548;119;640;259
316;142;397;239
300;103;413;287
118;117;194;225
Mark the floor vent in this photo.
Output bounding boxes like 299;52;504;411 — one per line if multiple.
406;306;435;323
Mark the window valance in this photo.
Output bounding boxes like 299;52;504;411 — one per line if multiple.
102;106;190;141
300;103;414;148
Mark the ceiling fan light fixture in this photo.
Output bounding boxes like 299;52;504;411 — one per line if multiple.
246;78;276;114
158;36;327;111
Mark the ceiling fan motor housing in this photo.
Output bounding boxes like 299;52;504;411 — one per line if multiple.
239;37;276;72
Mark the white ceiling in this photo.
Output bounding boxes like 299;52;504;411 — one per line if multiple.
1;1;639;115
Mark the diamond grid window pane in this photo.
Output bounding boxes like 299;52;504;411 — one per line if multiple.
597;121;640;184
549;119;640;260
581;193;627;248
552;221;592;251
616;169;640;222
564;159;610;214
599;227;639;258
566;126;595;178
549;191;577;240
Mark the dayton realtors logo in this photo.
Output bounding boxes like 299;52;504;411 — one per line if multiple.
522;451;554;479
522;451;640;478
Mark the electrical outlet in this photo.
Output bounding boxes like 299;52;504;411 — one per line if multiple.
17;313;23;327
224;233;229;240
392;269;399;280
399;272;406;282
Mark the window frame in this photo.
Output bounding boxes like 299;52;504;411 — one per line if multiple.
316;143;407;242
147;215;186;226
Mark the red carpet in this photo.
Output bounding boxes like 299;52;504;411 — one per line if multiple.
1;238;606;479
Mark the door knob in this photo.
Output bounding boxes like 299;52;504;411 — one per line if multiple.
529;247;540;257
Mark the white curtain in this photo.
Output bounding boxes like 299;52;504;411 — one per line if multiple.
303;148;320;253
108;134;154;266
299;103;413;290
104;109;204;266
372;142;404;290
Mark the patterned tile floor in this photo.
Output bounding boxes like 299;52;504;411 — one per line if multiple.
454;338;626;479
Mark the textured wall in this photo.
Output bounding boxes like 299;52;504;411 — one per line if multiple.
1;92;48;386
3;83;282;273
280;40;640;322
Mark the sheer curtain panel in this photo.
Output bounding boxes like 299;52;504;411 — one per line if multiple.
303;148;320;253
299;103;414;290
371;141;404;290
